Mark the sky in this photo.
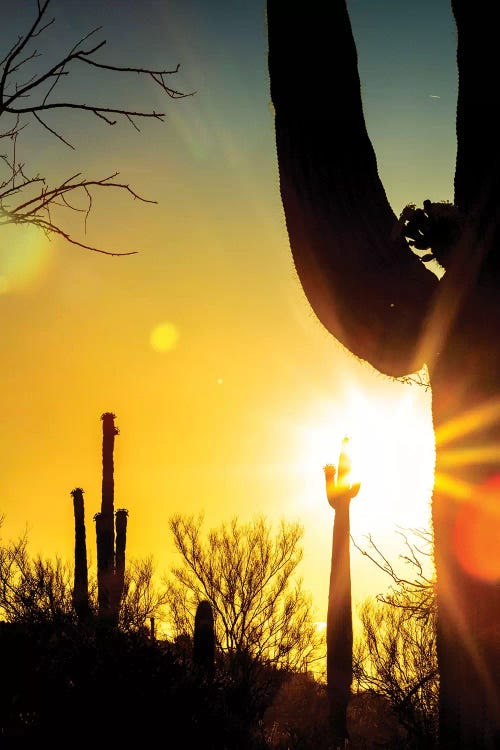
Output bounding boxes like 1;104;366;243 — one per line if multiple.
0;0;457;631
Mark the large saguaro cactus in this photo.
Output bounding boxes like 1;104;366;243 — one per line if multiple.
267;2;500;748
70;413;128;628
94;412;128;627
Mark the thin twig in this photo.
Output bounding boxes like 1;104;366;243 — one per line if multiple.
0;0;191;254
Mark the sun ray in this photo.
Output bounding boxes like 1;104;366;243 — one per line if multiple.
438;444;500;468
435;396;500;447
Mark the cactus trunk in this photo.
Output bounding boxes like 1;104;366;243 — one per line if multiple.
324;438;360;748
70;487;91;623
113;508;128;620
327;499;352;746
95;412;126;627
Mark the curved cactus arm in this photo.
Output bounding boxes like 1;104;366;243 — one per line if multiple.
267;0;438;376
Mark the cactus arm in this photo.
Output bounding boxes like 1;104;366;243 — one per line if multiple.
113;508;128;622
70;487;91;622
266;0;438;376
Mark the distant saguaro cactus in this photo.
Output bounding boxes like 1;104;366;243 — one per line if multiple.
70;487;92;623
324;437;361;749
193;599;215;679
94;412;128;627
114;507;128;615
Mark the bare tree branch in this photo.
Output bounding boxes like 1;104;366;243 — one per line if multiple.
352;527;436;625
1;0;193;256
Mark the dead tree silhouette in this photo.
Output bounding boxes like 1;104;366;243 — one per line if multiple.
267;2;500;748
324;438;360;749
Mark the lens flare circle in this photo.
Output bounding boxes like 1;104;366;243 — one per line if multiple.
150;321;179;353
453;474;500;582
0;225;53;293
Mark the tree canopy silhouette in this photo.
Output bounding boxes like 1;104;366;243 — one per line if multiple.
165;514;321;672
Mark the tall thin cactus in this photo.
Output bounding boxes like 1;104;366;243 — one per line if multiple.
70;487;91;623
114;507;128;617
324;437;360;749
94;412;128;627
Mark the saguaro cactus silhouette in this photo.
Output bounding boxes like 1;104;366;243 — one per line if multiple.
193;599;215;679
324;438;360;749
70;486;91;623
267;2;500;747
94;412;128;627
70;413;128;627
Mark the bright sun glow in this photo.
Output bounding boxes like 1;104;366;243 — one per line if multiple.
293;381;435;538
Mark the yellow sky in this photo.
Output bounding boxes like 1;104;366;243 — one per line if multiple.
0;0;447;635
0;208;436;628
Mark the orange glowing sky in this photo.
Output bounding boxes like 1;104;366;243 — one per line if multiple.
0;0;457;626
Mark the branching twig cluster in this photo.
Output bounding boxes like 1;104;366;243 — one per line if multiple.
0;0;193;255
352;526;436;624
394;367;432;391
352;527;439;744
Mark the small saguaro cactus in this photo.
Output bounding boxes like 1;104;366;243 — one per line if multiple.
324;436;361;749
70;487;92;623
193;599;215;679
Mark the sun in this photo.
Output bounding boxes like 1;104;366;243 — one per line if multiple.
292;381;435;538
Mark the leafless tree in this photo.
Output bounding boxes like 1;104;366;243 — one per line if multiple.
353;599;438;749
165;514;322;672
119;556;170;634
0;524;167;632
0;528;74;624
352;529;438;748
0;0;192;255
352;527;436;625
